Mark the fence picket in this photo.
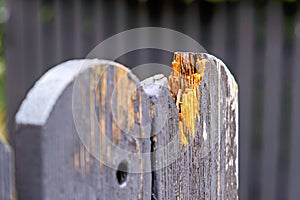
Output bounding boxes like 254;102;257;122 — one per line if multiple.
54;0;62;62
261;2;283;200
211;3;226;62
237;2;254;200
0;139;14;200
15;59;152;200
288;11;300;200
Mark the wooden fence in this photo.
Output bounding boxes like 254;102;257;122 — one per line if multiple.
3;0;300;200
6;52;238;199
0;138;14;200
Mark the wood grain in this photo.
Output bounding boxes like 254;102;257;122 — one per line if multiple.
144;52;239;199
15;54;238;199
0;138;15;200
15;59;151;200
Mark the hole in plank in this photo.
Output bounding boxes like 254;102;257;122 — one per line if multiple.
116;160;128;187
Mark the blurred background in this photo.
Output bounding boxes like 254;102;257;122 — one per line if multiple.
0;0;300;199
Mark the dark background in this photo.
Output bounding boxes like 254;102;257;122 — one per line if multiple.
2;0;300;199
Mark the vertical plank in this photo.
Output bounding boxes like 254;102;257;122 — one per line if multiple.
37;0;43;69
102;0;116;39
147;52;238;199
288;11;300;200
142;74;178;200
94;0;104;44
248;3;266;199
114;0;129;66
211;3;226;60
74;0;83;57
236;2;254;200
54;0;62;62
0;139;15;200
81;0;96;55
224;2;238;74
218;56;239;200
4;0;26;145
160;2;175;66
184;1;201;44
41;0;56;69
60;1;75;60
198;1;214;51
23;0;43;86
137;1;150;68
15;59;152;200
261;2;283;200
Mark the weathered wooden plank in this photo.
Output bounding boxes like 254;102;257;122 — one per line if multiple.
54;0;62;62
261;2;283;200
23;0;43;85
5;0;26;146
14;54;238;200
0;138;15;200
211;3;226;60
94;0;104;44
41;0;56;69
15;59;152;200
288;11;300;200
146;52;238;199
218;54;239;200
80;0;96;56
114;0;129;66
142;74;178;200
236;2;254;200
60;1;76;60
74;0;83;57
185;2;201;45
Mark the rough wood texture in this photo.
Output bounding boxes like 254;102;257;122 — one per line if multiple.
143;52;238;199
15;54;238;199
0;139;15;200
15;59;151;200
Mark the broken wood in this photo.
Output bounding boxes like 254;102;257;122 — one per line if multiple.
15;52;238;199
143;52;238;199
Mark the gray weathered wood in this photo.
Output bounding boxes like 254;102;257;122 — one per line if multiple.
143;52;238;199
54;0;63;62
142;74;179;200
74;0;82;57
0;138;15;200
5;0;26;147
236;2;254;200
261;2;283;200
5;1;300;199
288;10;300;200
15;59;152;200
211;3;226;60
15;54;238;199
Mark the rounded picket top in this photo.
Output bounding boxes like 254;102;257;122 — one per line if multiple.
15;59;152;200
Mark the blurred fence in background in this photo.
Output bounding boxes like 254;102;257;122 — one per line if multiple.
4;0;300;200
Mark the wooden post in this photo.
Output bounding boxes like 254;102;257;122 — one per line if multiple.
143;52;239;199
0;138;15;200
15;60;152;200
15;53;238;199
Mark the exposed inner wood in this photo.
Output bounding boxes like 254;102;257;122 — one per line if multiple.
168;52;207;146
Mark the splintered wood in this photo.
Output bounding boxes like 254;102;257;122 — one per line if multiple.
150;52;239;200
14;54;238;200
168;52;207;146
